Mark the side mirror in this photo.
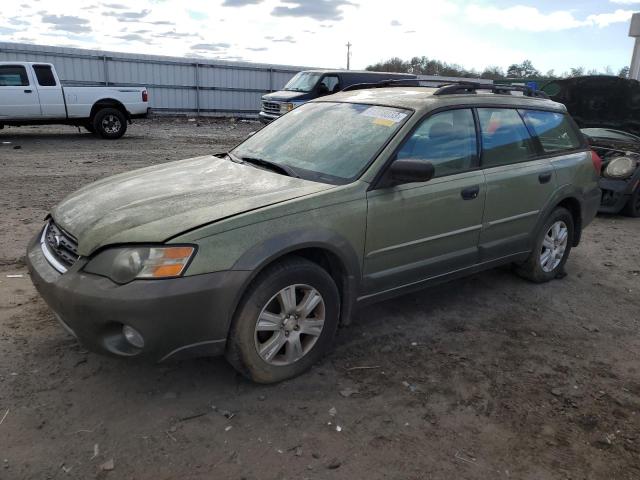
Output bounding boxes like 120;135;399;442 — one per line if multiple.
317;83;330;95
382;159;435;187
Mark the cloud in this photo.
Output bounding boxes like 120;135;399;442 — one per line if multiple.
9;17;29;26
159;30;199;39
271;0;357;21
246;46;268;51
102;3;128;8
191;42;231;51
390;20;401;26
587;9;634;27
464;5;634;32
41;14;92;33
148;20;174;25
609;0;640;3
102;9;151;22
222;0;264;6
114;33;148;42
265;35;296;43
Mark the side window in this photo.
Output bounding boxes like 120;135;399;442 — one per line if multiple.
33;65;57;86
0;65;29;86
521;110;582;153
396;109;477;177
477;108;536;167
320;75;340;93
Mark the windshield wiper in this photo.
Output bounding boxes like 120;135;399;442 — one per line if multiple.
238;156;300;178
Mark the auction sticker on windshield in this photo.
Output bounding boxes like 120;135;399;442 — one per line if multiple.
361;106;408;126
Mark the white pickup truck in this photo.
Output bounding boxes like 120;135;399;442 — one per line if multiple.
0;62;149;139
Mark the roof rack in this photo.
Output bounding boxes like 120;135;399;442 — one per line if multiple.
432;82;549;99
341;78;549;99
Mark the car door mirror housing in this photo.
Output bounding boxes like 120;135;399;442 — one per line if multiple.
317;83;330;95
381;159;435;187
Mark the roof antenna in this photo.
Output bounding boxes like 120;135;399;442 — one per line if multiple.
346;41;352;70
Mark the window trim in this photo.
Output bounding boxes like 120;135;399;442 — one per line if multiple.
371;105;482;190
0;64;30;87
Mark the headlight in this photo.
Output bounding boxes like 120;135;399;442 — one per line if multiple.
84;246;195;284
604;156;636;179
280;102;294;113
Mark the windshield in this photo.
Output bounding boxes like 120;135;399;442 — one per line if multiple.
283;72;322;92
232;102;411;183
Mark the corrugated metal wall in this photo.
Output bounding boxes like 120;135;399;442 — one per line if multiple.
0;42;309;117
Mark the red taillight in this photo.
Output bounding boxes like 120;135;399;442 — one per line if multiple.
142;90;148;102
591;150;602;175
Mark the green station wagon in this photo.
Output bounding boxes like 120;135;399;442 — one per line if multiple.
27;81;601;383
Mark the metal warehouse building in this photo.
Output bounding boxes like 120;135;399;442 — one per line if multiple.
0;42;307;117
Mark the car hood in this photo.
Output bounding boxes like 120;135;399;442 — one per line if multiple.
262;90;309;102
52;155;334;256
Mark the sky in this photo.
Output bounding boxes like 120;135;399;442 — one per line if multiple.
0;0;638;74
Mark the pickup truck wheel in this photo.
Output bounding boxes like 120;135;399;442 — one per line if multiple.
622;187;640;217
226;257;340;384
93;108;127;139
515;207;574;283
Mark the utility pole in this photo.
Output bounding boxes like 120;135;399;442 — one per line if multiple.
630;13;640;80
346;41;352;70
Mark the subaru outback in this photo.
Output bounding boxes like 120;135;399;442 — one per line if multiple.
27;81;601;383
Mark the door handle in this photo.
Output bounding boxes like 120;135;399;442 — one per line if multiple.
461;185;480;200
539;172;552;184
24;89;32;93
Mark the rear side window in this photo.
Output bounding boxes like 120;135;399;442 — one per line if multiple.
477;108;536;167
33;65;57;86
0;65;29;86
397;109;477;177
521;110;582;153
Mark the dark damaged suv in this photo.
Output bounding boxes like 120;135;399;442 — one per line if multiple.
27;81;601;383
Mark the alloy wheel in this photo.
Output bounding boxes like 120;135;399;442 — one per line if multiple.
539;220;568;272
254;284;326;366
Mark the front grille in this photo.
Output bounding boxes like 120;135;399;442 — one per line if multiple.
262;101;280;114
42;221;79;272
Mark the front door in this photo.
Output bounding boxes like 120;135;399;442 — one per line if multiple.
0;65;41;119
363;108;486;297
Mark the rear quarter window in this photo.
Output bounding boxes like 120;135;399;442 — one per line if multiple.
33;65;57;86
521;110;583;154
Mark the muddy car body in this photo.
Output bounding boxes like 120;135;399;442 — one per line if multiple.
27;82;601;383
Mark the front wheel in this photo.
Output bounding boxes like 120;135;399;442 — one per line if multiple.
515;207;574;283
93;108;127;139
226;257;340;383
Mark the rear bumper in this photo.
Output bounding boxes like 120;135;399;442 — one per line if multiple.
129;107;151;120
598;172;640;214
258;111;280;124
26;232;250;362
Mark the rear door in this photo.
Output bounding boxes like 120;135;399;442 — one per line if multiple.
477;108;556;261
0;64;41;118
32;64;66;118
363;108;486;296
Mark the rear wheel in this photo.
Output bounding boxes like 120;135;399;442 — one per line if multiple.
226;257;340;383
93;108;127;139
622;187;640;217
515;207;574;283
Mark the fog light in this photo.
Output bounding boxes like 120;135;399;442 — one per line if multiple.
122;325;144;349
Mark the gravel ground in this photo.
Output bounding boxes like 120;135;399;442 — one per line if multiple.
0;118;639;480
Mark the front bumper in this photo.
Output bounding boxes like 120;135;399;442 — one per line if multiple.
26;232;250;362
258;111;280;124
598;173;640;214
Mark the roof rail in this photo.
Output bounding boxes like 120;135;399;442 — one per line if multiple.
433;82;550;99
341;78;550;99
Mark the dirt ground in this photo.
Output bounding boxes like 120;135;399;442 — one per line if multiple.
0;118;639;480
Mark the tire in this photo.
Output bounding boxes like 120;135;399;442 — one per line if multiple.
622;187;640;217
93;108;127;139
226;257;340;384
83;123;95;134
515;207;574;283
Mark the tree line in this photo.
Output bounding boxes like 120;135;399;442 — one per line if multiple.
366;57;631;80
